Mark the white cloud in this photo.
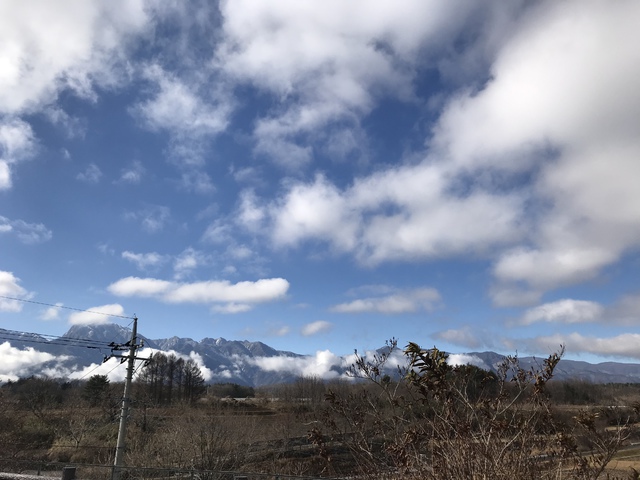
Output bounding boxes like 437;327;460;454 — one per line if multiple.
488;285;542;309
0;271;31;312
97;242;115;256
0;0;149;116
433;327;488;350
608;293;640;325
227;245;253;260
76;163;103;183
201;220;232;244
122;251;168;271
132;64;231;165
43;106;86;138
531;332;640;361
124;205;171;233
429;0;640;299
268;175;358;251
0;342;59;382
178;170;215;194
118;160;144;184
0;118;36;189
0;0;151;188
222;0;640;305
68;304;126;325
246;166;524;265
301;320;332;336
40;303;64;321
0;216;52;244
269;325;291;337
0;161;10;189
331;287;441;314
43;346;208;381
520;299;604;326
12;220;53;244
215;0;494;166
493;247;617;296
516;293;640;327
236;190;266;232
173;248;211;279
447;354;489;370
222;265;237;276
211;303;252;314
247;350;345;380
108;276;290;306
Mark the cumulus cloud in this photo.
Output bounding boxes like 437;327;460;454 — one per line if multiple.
269;325;291;337
516;293;640;327
65;356;131;382
173;248;211;279
519;299;604;326
43;106;86;139
201;219;233;245
492;248;617;301
429;0;640;301
301;321;332;336
0;0;149;115
122;250;169;271
76;163;103;183
124;205;171;233
0;271;31;311
40;303;64;321
5;345;213;383
211;303;252;314
215;0;501;166
132;64;231;165
107;276;290;312
0;342;63;382
68;304;126;325
178;170;215;194
246;350;346;380
118;160;145;184
0;0;152;188
0;216;52;244
433;327;490;350
244;169;523;265
447;354;489;370
225;0;640;307
0;118;36;189
530;332;640;361
608;293;640;325
332;287;441;314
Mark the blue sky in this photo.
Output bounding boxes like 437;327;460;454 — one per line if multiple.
2;0;640;366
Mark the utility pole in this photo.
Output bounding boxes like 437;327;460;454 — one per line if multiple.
111;316;142;480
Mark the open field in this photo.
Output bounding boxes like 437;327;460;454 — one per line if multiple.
4;351;640;479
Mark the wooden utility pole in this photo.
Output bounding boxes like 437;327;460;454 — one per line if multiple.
112;316;139;480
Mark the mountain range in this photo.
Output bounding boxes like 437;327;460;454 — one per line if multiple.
3;324;640;386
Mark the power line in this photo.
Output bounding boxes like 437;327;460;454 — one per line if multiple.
0;329;113;350
0;294;136;320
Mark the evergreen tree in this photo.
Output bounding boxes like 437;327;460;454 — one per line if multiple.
82;374;110;407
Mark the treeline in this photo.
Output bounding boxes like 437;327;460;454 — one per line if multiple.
207;382;255;398
135;352;206;405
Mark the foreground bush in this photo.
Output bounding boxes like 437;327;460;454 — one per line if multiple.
313;341;636;479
